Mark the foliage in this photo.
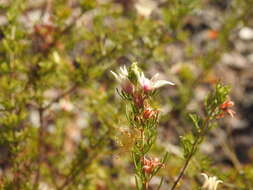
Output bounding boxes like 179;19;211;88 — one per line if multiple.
0;0;252;190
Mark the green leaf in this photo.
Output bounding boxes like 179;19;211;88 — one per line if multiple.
189;113;201;137
180;134;194;158
204;83;231;117
135;175;140;190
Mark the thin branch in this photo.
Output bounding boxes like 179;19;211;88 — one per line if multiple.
170;139;199;190
170;116;211;190
33;106;44;189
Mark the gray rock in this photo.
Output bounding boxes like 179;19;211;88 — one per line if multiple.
239;27;253;40
221;52;248;69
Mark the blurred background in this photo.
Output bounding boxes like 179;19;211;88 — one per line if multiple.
0;0;253;189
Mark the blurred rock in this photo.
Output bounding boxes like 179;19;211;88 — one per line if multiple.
200;141;215;154
39;182;54;190
228;117;248;129
134;0;157;18
29;109;40;127
221;52;248;69
247;53;253;64
239;27;253;40
0;16;7;26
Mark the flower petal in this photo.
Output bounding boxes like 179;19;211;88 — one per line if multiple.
213;180;223;190
153;80;175;89
201;173;209;180
138;72;147;84
120;65;128;76
111;71;120;81
201;173;210;189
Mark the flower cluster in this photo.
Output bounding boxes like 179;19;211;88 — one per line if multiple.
142;107;159;119
142;157;164;174
201;173;223;190
111;63;173;188
217;100;235;118
111;65;134;95
138;72;175;93
111;62;174;109
112;64;234;190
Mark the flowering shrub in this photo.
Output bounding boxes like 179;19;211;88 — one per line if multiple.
112;63;236;190
0;0;253;190
111;63;174;189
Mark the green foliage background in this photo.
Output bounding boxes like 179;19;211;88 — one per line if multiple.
0;0;253;189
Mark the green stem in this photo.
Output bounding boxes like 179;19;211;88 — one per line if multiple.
33;107;44;189
170;138;199;190
170;116;212;190
140;129;147;190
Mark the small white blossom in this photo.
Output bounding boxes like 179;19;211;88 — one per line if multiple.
111;66;134;94
201;173;223;190
134;0;157;18
59;99;74;112
138;72;174;92
110;65;129;82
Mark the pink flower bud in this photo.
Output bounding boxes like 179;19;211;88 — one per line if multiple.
217;100;236;118
143;108;158;119
122;80;134;95
143;165;152;174
142;78;152;93
220;100;234;109
133;93;145;108
142;157;164;174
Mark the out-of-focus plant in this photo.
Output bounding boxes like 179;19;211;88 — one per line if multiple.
0;0;252;189
170;83;235;190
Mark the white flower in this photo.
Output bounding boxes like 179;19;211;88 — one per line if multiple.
138;72;174;92
59;99;74;112
111;66;134;94
134;0;157;18
201;173;223;190
110;65;129;82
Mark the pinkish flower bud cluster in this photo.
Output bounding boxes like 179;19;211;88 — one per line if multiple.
142;157;164;174
142;107;158;119
111;63;174;109
217;100;235;118
111;63;172;187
